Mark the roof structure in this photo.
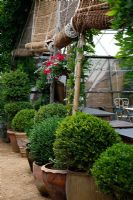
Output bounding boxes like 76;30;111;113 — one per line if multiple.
13;0;112;56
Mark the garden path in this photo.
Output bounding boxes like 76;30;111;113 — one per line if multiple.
0;139;50;200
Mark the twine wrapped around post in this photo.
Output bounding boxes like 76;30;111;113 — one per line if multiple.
72;34;85;115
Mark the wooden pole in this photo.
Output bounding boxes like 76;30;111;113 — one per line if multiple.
72;34;85;114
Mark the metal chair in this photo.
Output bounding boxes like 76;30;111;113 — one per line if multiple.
114;98;125;120
121;98;129;108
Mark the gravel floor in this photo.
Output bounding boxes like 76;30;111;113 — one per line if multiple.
0;139;50;200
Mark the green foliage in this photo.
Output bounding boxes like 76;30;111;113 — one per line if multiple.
11;109;36;132
106;0;133;68
35;69;50;106
0;0;33;70
34;103;67;123
1;69;30;101
53;112;121;172
29;117;63;166
15;57;36;86
92;143;133;200
4;101;33;128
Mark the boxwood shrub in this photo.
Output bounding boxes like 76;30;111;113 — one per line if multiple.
1;69;30;101
91;143;133;200
4;101;33;128
53;112;121;172
11;109;36;132
29;117;63;166
34;103;67;123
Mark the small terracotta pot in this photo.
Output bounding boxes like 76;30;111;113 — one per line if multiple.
33;162;49;197
41;163;68;200
7;130;20;153
15;132;29;157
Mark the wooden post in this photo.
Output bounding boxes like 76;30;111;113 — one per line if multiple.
72;34;85;114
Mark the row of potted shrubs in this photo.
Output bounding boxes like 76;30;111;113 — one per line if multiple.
4;101;133;200
1;70;133;200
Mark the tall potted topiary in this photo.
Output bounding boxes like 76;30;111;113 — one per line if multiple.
5;102;33;152
92;143;133;200
1;69;31;151
11;109;36;157
29;117;64;197
42;112;121;200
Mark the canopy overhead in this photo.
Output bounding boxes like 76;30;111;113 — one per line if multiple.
14;0;111;56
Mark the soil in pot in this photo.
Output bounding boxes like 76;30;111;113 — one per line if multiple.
41;163;68;200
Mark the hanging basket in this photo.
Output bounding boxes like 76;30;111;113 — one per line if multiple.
72;10;111;32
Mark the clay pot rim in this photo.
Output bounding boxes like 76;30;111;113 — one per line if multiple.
41;163;68;174
15;132;26;136
7;129;15;134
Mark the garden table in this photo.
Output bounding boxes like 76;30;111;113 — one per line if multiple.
82;107;115;121
109;120;133;128
109;120;133;144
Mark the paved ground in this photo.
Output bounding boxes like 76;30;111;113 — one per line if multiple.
0;139;50;200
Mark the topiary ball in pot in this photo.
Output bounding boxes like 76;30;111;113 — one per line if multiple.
11;109;36;132
34;103;67;123
53;112;121;173
91;143;133;200
29;117;63;166
4;101;33;129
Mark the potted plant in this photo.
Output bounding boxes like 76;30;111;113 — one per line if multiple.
34;103;67;124
42;112;121;200
11;108;36;157
1;69;31;151
29;117;63;197
4;101;33;152
92;143;133;200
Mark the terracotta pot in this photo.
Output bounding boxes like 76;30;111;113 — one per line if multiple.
41;163;68;200
7;130;19;153
66;172;112;200
15;132;29;157
33;162;49;197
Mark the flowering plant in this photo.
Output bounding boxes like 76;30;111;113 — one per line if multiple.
43;53;67;81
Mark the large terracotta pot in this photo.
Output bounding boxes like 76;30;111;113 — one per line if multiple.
33;162;49;197
66;172;113;200
15;132;29;157
41;163;68;200
7;130;19;153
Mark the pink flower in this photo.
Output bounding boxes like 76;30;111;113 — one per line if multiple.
56;53;65;61
43;68;51;75
46;60;53;67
